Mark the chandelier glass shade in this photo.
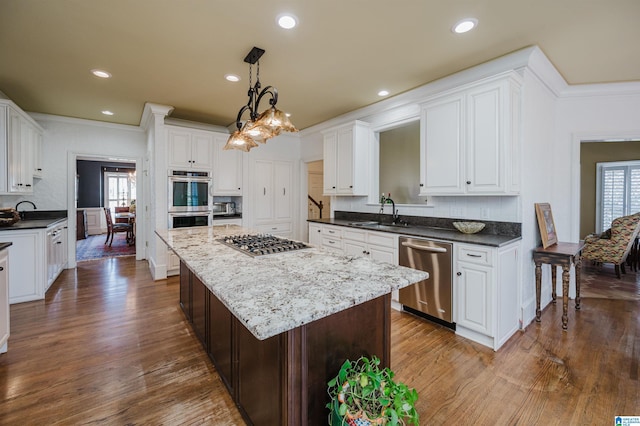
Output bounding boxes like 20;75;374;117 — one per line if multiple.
224;47;298;151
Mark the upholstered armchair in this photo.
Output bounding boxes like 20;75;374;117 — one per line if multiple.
582;212;640;278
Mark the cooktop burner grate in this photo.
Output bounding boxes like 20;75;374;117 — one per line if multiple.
217;234;309;257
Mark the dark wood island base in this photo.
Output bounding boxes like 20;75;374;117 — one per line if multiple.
180;262;391;426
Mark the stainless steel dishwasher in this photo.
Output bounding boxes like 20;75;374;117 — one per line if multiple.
398;236;454;327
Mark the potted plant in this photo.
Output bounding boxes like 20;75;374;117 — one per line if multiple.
326;355;419;425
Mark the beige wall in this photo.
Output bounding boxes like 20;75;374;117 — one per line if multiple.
580;141;640;238
379;121;421;204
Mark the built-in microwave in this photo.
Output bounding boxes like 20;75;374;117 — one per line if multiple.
168;170;211;213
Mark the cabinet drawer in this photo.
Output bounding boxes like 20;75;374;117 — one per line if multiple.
322;225;343;238
256;222;292;234
367;231;396;248
457;245;492;266
322;237;343;252
343;228;366;242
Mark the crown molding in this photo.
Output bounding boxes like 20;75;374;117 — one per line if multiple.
140;102;174;131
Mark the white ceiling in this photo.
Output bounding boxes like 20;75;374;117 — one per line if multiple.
1;0;639;130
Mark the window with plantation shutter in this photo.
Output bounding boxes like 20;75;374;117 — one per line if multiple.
596;161;640;232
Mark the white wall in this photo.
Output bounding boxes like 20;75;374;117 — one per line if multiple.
0;114;145;210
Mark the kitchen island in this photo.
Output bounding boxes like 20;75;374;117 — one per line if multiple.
157;225;427;426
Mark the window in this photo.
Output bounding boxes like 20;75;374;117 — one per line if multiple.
596;161;640;232
104;170;136;209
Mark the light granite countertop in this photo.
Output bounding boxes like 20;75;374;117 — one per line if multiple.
156;225;428;341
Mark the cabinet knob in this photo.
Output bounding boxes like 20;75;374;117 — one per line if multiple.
349;185;353;188
317;229;321;233
466;181;471;185
419;183;424;187
457;272;462;276
238;187;241;190
0;266;3;271
332;186;336;189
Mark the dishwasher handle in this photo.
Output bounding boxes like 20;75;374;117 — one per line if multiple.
401;241;448;253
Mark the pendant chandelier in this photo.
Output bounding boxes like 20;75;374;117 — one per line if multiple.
224;47;298;152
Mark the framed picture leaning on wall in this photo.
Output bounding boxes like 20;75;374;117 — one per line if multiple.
535;203;558;248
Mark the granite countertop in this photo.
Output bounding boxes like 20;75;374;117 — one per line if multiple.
308;218;521;247
156;225;428;341
0;242;12;251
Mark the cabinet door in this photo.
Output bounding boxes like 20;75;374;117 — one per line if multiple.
167;128;193;169
274;161;292;221
192;274;207;346
308;224;322;246
466;83;503;193
253;160;274;222
208;291;234;393
368;244;397;265
33;127;43;178
19;117;34;191
179;261;191;320
0;250;9;353
336;127;355;194
7;230;44;304
420;94;464;195
7;109;23;192
456;262;492;336
323;133;337;195
191;132;213;170
213;135;242;195
343;239;367;257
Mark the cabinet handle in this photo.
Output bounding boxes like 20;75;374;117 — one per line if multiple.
466;181;471;185
37;168;42;171
56;241;62;244
332;186;336;189
349;185;353;188
0;266;3;271
419;183;424;187
466;254;482;258
271;227;277;230
283;188;286;196
26;184;32;187
457;272;462;276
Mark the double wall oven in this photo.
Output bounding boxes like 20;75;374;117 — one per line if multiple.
168;170;212;228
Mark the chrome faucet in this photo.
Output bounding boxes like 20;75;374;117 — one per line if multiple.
15;200;37;219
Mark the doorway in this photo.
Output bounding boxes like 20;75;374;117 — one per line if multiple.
307;160;330;219
70;155;141;265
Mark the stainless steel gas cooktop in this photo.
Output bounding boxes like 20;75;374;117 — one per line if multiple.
217;234;309;257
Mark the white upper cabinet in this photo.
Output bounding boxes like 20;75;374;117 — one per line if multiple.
419;72;521;196
322;121;372;196
0;100;42;194
212;134;243;195
167;126;214;171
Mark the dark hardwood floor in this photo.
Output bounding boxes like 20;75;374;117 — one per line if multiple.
1;257;638;425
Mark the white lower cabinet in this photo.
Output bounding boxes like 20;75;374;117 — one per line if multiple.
454;241;519;350
167;249;181;276
5;220;68;304
309;223;398;263
308;223;322;246
46;221;68;291
0;248;9;353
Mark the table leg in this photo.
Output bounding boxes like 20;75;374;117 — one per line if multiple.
575;256;581;311
551;264;557;304
535;261;542;322
562;265;570;330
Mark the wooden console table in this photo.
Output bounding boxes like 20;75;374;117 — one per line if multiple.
534;241;585;330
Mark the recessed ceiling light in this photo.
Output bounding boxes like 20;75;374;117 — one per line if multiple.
378;90;389;97
101;110;114;116
91;69;112;78
225;74;241;82
277;14;297;29
452;18;478;34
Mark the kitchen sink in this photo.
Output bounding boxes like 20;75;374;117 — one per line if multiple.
347;221;379;226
